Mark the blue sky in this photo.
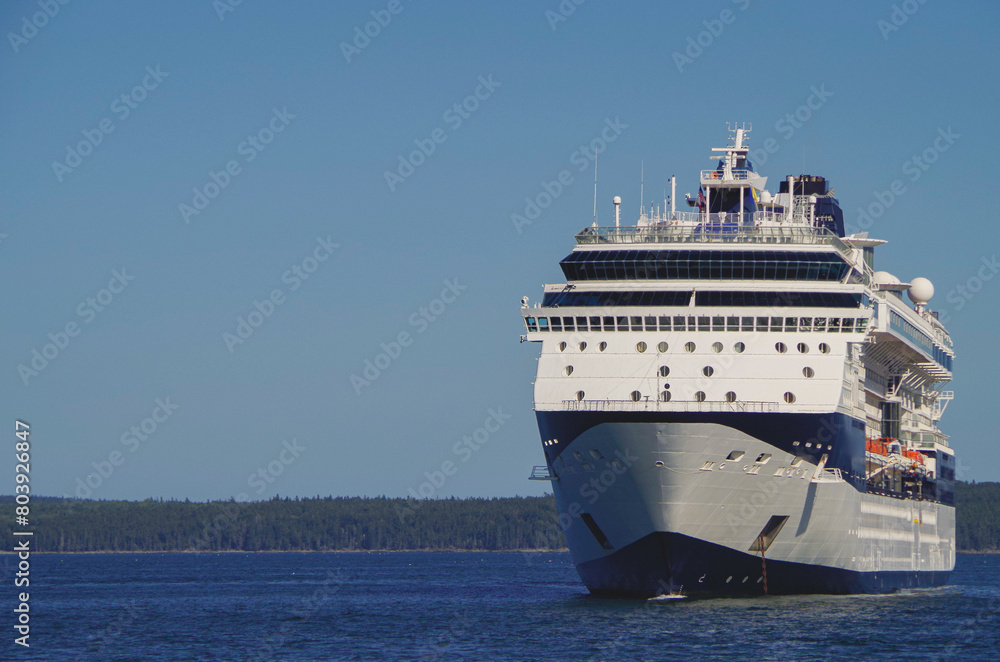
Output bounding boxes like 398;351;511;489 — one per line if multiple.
2;0;998;501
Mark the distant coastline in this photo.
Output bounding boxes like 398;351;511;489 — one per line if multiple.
1;548;571;555
2;481;997;554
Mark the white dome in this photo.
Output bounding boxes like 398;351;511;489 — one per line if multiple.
873;271;900;285
908;277;935;305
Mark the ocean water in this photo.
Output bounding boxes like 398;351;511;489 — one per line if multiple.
8;552;999;661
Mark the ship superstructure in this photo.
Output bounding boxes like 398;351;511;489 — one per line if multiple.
521;125;956;596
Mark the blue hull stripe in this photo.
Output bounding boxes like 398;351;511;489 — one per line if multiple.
576;531;952;597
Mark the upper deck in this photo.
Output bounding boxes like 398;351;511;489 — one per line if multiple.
575;216;852;259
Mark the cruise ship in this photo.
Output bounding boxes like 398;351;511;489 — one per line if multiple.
521;125;956;596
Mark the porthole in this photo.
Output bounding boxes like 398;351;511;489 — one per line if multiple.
589;449;603;460
685;342;696;353
797;342;809;354
657;341;668;353
636;342;647;353
726;451;745;461
734;342;746;353
712;342;723;353
599;342;608;352
630;390;642;402
558;341;567;352
659;390;671;402
573;451;584;461
659;366;670;377
576;390;585;401
565;366;574;376
775;342;787;353
755;453;772;464
702;366;714;377
725;391;737;403
803;367;815;378
819;343;831;354
578;341;587;351
784;392;796;404
694;391;706;402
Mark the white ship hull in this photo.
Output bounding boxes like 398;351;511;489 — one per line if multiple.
546;416;954;595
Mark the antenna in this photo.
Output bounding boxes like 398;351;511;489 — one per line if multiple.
592;153;598;227
639;160;644;217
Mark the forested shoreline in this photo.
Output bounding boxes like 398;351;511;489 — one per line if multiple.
3;481;998;553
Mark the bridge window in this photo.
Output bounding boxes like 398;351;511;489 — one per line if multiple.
559;250;851;281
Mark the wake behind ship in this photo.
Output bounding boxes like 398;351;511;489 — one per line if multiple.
521;125;956;597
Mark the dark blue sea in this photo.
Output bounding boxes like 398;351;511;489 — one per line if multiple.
6;552;999;661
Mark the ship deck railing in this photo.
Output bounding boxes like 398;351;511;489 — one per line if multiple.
528;465;557;481
575;221;852;259
812;468;845;483
558;399;779;413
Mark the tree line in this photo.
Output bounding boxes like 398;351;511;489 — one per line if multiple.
0;495;566;553
1;481;997;553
